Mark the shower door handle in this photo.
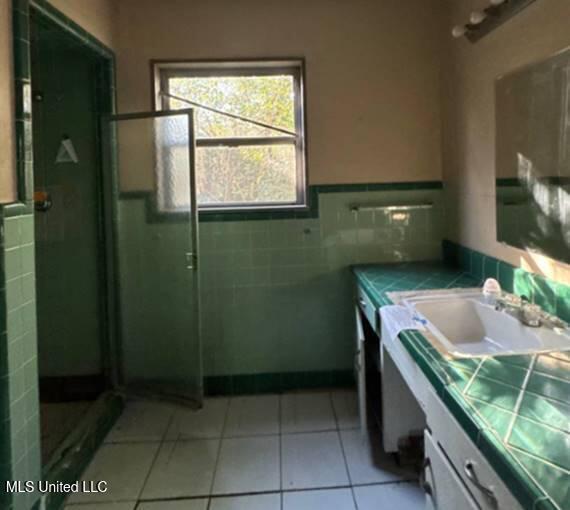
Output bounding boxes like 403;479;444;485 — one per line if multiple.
186;252;197;270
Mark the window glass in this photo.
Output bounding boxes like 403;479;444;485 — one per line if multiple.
157;61;307;211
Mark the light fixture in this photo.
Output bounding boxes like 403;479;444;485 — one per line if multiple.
469;10;487;25
451;0;536;43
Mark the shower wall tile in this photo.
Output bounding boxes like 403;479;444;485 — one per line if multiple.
0;211;41;510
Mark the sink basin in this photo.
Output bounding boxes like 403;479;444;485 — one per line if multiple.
403;293;570;358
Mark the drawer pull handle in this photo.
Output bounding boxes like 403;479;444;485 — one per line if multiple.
358;298;367;308
464;460;497;505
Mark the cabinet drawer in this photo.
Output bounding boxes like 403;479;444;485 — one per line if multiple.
426;388;523;510
356;285;377;333
424;430;479;510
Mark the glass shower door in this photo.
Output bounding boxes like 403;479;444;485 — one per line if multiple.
105;110;202;406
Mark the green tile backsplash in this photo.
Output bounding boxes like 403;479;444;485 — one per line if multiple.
442;240;570;323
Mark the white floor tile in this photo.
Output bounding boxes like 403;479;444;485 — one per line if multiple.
65;504;136;510
68;443;159;503
224;395;279;437
281;392;336;433
281;431;350;490
353;483;424;510
340;429;415;485
138;500;209;510
166;398;229;440
141;439;219;499
331;390;360;430
212;436;280;495
283;488;356;509
105;401;174;443
210;493;281;510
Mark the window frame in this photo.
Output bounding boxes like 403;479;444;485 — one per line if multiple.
152;59;308;212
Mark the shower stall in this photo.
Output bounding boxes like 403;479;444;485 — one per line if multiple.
29;5;203;503
30;8;111;466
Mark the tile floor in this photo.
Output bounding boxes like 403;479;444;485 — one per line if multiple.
64;390;423;509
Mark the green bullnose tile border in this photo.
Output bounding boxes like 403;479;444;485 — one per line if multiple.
204;370;354;396
119;180;444;223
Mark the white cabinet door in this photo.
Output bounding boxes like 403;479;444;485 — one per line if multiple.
354;306;367;432
424;431;478;510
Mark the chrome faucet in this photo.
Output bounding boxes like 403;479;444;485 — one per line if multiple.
495;294;542;328
518;296;542;328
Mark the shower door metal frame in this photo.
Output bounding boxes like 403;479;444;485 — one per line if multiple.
102;109;203;406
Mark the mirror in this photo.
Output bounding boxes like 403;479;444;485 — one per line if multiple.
496;47;570;264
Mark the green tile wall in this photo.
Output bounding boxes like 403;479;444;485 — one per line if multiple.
118;186;445;389
0;210;41;510
1;1;41;508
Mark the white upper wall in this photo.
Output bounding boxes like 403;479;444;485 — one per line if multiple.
47;0;116;49
116;0;446;187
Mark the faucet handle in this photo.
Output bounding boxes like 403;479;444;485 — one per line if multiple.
483;278;502;305
495;293;519;310
520;300;542;328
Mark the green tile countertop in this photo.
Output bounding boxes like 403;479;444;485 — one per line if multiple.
353;262;570;510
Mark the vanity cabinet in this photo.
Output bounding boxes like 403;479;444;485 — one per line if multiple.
424;431;479;510
426;388;522;510
353;282;524;510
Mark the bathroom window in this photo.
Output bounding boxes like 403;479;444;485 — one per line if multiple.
154;60;307;211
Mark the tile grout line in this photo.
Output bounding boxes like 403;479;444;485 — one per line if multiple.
207;397;232;508
136;481;414;506
133;403;179;505
329;391;359;510
504;356;538;444
133;441;163;504
462;358;486;396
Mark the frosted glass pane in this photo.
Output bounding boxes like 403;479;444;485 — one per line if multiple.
155;115;192;212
